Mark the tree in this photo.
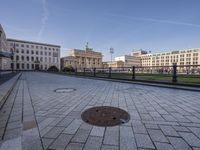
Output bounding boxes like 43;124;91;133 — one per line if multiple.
62;65;75;72
47;66;59;72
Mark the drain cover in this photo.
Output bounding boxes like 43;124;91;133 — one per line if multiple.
81;106;130;127
54;88;76;93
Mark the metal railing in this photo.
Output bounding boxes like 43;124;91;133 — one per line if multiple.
69;64;200;85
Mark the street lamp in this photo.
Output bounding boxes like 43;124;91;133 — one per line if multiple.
109;47;114;67
0;30;2;78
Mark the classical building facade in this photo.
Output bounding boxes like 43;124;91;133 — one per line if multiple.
0;24;12;70
62;48;103;69
61;56;78;70
7;39;61;70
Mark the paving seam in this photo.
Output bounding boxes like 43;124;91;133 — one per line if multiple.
1;76;21;140
24;73;44;150
0;73;22;110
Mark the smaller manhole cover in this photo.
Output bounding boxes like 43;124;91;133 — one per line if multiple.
81;106;130;127
54;88;76;93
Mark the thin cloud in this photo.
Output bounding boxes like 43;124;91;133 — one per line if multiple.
37;0;49;41
109;14;200;28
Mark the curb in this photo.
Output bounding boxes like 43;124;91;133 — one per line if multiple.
47;72;200;92
0;73;22;110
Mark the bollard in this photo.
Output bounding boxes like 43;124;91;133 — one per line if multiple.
93;68;96;77
108;67;111;78
75;68;77;75
83;68;85;75
172;63;177;83
132;66;135;80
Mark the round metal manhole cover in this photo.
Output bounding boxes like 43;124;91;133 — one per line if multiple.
81;106;130;127
54;88;76;93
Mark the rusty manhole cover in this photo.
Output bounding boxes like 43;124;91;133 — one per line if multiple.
54;88;76;93
81;106;130;127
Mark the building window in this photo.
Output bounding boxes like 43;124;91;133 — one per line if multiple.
36;51;38;55
21;49;24;53
27;50;29;54
26;45;29;48
49;52;51;56
36;46;38;49
32;64;34;69
27;64;29;69
16;55;19;61
31;50;34;54
40;46;43;49
27;56;29;61
31;57;34;61
45;47;47;50
22;64;24;69
21;44;24;47
31;45;34;48
21;56;24;61
40;51;43;55
40;57;43;62
17;63;20;69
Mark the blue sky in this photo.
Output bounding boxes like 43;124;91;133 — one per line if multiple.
1;0;200;60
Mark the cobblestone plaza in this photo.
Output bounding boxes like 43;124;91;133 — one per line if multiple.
0;72;200;150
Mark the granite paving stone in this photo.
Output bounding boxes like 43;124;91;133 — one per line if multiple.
135;134;155;149
83;136;103;150
147;129;168;143
48;133;73;150
103;126;119;146
155;142;175;150
65;142;84;150
159;125;179;137
71;129;91;143
120;126;137;150
178;132;200;147
168;137;192;150
1;72;200;150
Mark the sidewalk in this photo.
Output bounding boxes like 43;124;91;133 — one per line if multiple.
0;73;42;150
0;73;21;109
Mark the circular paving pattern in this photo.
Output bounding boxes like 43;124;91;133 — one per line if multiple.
81;106;130;127
54;88;76;93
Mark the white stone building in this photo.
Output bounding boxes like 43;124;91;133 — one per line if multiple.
115;55;141;67
0;24;12;70
7;39;61;70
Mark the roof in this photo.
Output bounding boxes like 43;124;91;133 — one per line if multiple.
7;38;61;48
0;51;13;58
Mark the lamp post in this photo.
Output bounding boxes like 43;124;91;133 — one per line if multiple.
109;47;114;67
0;30;2;78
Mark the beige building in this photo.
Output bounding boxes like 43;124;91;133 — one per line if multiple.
0;24;12;70
62;48;103;69
7;39;61;70
103;61;124;68
61;56;78;70
137;49;200;67
115;55;141;67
